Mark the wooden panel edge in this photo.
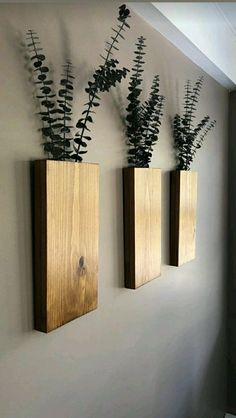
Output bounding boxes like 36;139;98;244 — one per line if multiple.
156;168;162;277
34;160;48;332
46;304;98;334
123;168;136;289
170;171;180;266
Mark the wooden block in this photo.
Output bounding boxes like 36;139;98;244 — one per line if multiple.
123;167;161;289
170;170;197;266
34;160;99;332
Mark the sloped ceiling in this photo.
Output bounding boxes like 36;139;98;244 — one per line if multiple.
130;2;236;90
219;2;236;35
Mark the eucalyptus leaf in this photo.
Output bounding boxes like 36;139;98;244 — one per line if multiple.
26;5;132;163
172;76;216;170
125;36;165;167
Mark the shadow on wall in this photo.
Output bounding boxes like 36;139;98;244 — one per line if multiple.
58;17;93;91
228;91;236;414
152;328;225;418
14;160;34;334
3;17;96;139
191;330;226;418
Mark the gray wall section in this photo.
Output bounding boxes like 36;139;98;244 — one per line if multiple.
0;2;228;418
228;91;236;413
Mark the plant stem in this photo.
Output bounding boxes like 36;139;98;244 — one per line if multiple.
28;30;54;153
74;20;126;161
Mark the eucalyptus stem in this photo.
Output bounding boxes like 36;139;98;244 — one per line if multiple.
26;4;131;163
27;30;54;150
126;38;164;167
173;76;216;170
74;15;129;162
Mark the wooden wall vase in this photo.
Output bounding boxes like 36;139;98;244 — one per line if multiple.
170;170;197;266
123;167;161;289
34;160;99;333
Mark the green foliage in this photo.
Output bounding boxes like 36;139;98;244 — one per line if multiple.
125;36;165;167
26;4;131;162
27;29;69;160
173;76;216;170
56;61;74;156
72;4;131;161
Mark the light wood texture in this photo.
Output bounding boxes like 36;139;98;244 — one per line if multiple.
34;160;99;332
170;170;197;266
123;168;161;289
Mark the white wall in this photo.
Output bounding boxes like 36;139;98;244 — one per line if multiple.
0;2;228;418
130;2;236;89
154;2;236;83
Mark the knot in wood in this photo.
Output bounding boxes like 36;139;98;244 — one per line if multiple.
78;256;86;275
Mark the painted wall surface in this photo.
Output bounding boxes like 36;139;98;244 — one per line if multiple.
153;2;236;86
0;2;228;418
228;91;236;413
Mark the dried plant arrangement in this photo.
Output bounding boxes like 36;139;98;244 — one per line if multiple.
173;76;216;170
26;4;131;162
125;36;165;168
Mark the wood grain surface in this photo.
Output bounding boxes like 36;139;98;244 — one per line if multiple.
123;167;161;289
34;160;99;332
170;170;197;266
